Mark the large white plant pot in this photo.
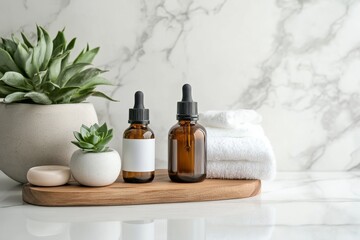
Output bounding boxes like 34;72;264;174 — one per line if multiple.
70;149;121;187
0;102;98;183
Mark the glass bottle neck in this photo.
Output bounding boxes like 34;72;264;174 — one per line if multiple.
178;119;197;125
130;123;148;128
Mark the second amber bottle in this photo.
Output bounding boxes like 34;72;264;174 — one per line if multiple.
122;91;155;183
168;84;207;183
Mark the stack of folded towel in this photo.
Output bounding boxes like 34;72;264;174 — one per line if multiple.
199;109;276;180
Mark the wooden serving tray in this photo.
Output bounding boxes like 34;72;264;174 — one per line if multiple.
22;169;261;206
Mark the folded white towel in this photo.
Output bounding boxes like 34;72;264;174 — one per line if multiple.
206;124;264;138
200;109;276;180
207;136;276;180
199;109;262;129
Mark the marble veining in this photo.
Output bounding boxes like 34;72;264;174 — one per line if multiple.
1;0;360;171
234;0;360;171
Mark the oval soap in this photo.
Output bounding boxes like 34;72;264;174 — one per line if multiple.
27;165;71;187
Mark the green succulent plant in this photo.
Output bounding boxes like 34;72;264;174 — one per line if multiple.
0;26;115;104
72;123;113;153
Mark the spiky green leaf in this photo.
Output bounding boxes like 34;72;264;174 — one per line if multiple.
0;81;17;98
78;141;94;149
1;38;17;56
80;125;89;139
74;47;99;64
41;81;60;93
60;53;70;70
32;27;46;72
90;91;117;101
58;37;77;71
40;27;53;70
4;92;26;103
80;76;112;89
71;141;82;149
11;36;21;45
68;89;94;103
65;68;104;87
52;30;66;57
81;124;91;132
21;33;34;48
52;44;65;59
32;71;47;88
66;38;76;51
97;123;108;134
93;145;109;152
25;49;37;78
13;43;30;74
0;48;21;73
49;86;78;103
0;71;33;90
24;92;52;104
73;131;84;142
88;134;100;145
98;134;113;147
56;62;89;87
48;51;70;81
89;124;97;134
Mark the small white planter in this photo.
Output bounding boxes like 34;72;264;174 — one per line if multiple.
70;149;121;187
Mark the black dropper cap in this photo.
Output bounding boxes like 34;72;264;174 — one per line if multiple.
177;84;198;120
128;91;150;124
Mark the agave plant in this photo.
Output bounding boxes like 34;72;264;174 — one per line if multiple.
0;26;115;104
72;123;113;152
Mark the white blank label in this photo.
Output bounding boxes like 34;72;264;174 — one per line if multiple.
122;139;155;172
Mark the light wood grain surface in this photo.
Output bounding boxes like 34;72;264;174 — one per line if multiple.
22;169;261;206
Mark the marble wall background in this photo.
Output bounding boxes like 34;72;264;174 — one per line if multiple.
1;0;360;171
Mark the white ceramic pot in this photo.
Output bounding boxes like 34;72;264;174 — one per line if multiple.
70;149;121;187
0;102;98;183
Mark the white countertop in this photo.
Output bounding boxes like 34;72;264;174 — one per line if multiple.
1;171;359;240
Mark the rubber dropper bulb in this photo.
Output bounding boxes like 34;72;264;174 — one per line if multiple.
134;91;144;109
176;83;198;120
182;84;193;102
128;91;149;124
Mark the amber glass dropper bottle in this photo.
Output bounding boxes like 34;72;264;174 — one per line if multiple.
168;84;207;183
122;91;155;183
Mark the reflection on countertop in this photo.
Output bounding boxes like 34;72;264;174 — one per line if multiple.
0;171;360;239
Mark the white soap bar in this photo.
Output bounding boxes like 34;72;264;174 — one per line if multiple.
27;165;71;187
